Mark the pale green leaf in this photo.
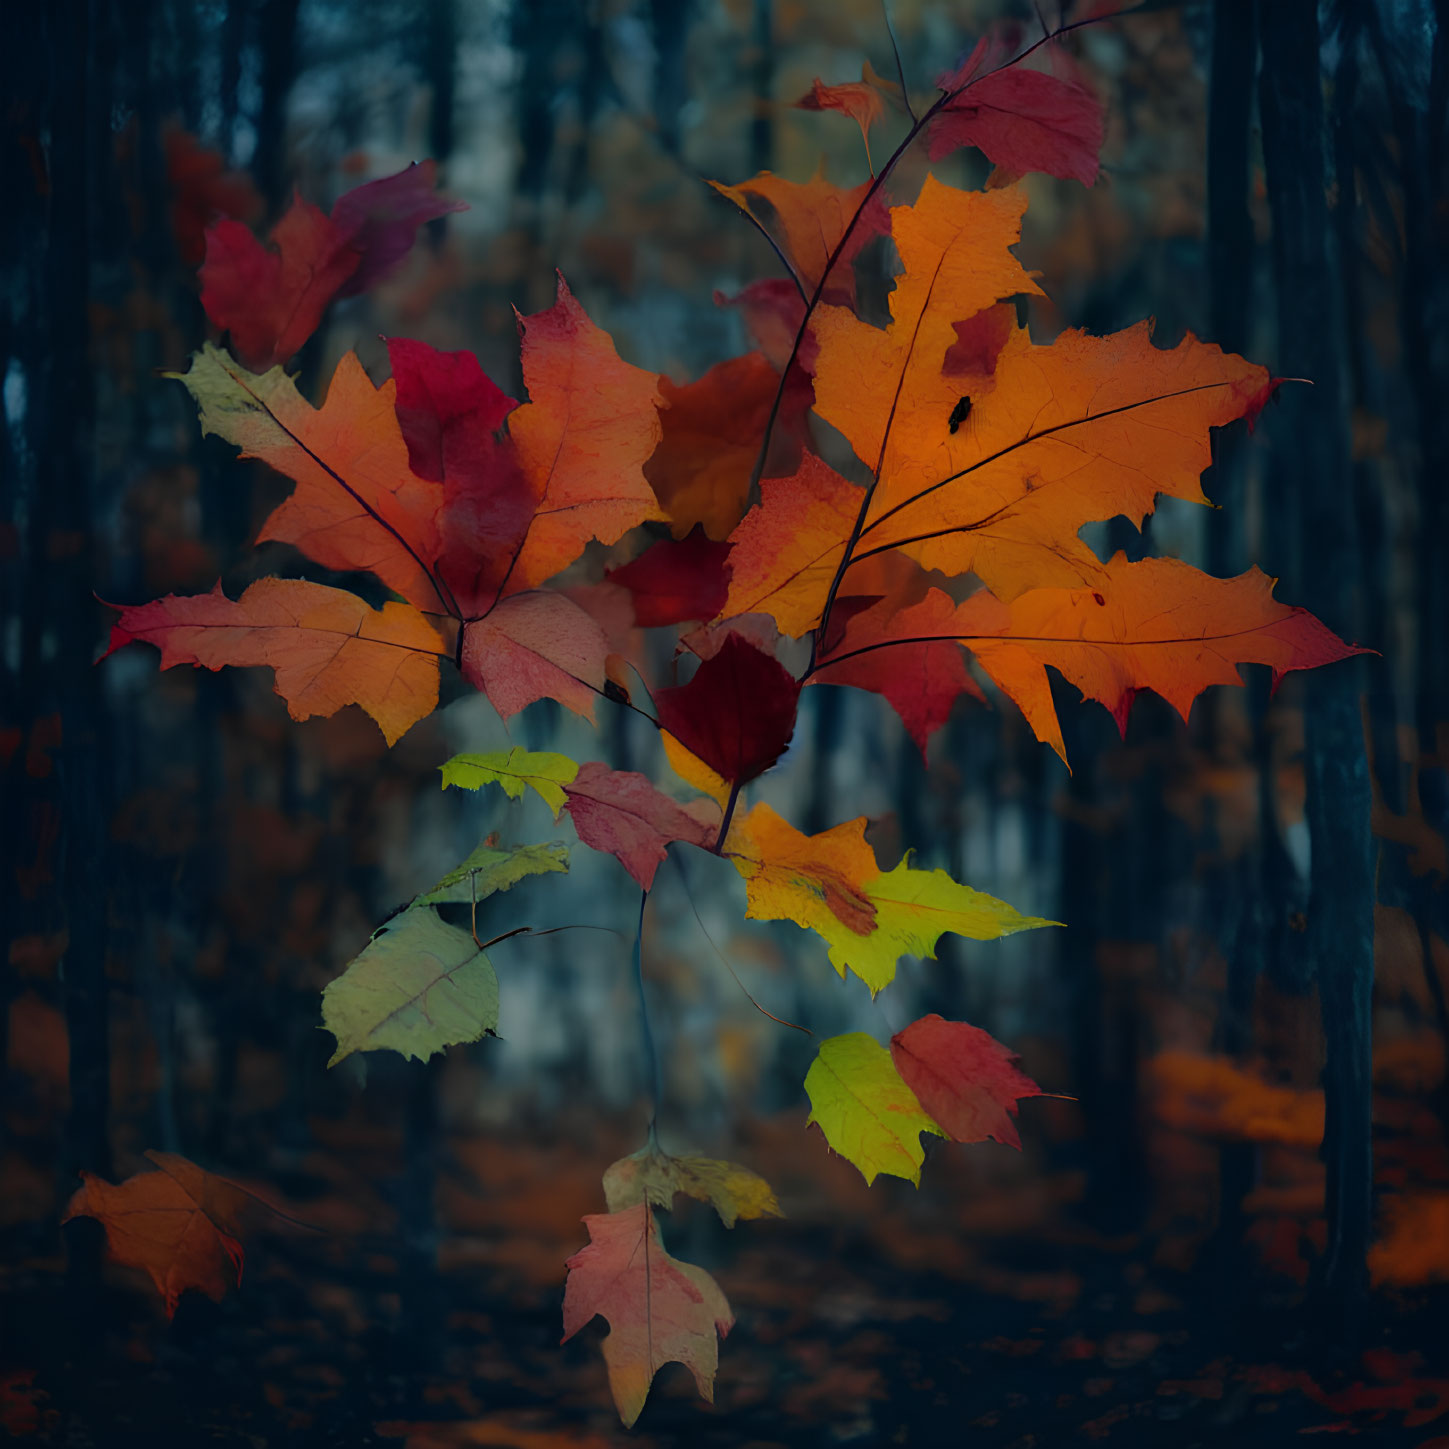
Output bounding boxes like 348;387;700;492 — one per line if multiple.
415;840;568;906
322;907;498;1066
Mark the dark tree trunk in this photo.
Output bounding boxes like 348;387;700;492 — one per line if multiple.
749;0;774;175
1258;0;1376;1321
426;0;458;167
252;0;300;213
1205;0;1257;582
652;0;692;155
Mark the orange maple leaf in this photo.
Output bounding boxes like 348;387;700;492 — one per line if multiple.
62;1152;260;1317
106;578;446;746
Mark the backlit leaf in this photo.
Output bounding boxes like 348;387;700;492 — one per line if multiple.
804;1033;943;1186
562;763;719;889
951;556;1369;763
603;1146;782;1228
606;528;733;627
727;803;1051;993
562;1202;733;1428
503;276;665;594
62;1152;256;1317
890;1014;1046;1150
930;36;1105;185
105;578;445;746
707;168;888;302
438;749;580;817
414;840;569;906
459;590;609;722
173;343;450;612
322;907;499;1066
654;633;801;787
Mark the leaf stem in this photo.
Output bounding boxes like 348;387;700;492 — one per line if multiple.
632;889;664;1134
671;853;812;1035
713;778;743;854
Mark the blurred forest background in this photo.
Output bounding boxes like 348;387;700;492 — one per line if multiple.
3;0;1449;1444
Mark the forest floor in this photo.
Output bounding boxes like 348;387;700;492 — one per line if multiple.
3;1104;1447;1448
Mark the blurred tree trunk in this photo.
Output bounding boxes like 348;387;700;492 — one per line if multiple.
652;0;691;155
750;0;774;174
426;0;457;167
253;0;300;212
1205;0;1255;582
2;0;121;1362
513;0;573;200
1205;0;1262;1272
1258;0;1376;1320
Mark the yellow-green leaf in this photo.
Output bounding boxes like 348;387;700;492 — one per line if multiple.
804;1032;943;1186
440;748;581;817
842;856;1058;994
414;839;568;906
322;907;498;1066
727;802;1055;995
602;1147;783;1228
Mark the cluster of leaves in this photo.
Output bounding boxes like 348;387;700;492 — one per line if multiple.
87;15;1364;1427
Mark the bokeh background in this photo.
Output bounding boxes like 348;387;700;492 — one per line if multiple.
3;0;1448;1444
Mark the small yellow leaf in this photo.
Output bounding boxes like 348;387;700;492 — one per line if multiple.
804;1032;943;1186
603;1146;783;1228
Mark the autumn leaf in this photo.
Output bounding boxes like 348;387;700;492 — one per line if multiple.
716;277;810;371
603;1145;782;1228
809;180;1041;566
801;175;1274;604
945;556;1368;762
387;286;667;616
796;61;900;163
660;729;733;812
105;578;445;746
413;840;569;907
561;1202;733;1428
719;453;863;638
200;195;359;372
811;570;986;754
62;1151;258;1317
708;167;889;302
439;748;581;817
727;800;877;951
458;590;610;721
322;907;502;1066
174;343;452;613
931;35;1105;185
804;1033;943;1186
654;633;801;788
501;276;665;595
561;763;719;889
726;802;1052;993
827;314;1273;602
889;1014;1045;1149
200;161;463;369
324;839;567;1063
645;352;802;539
606;528;733;627
386;336;528;618
328;159;467;295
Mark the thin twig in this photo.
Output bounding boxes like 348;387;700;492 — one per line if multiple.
632;890;663;1132
883;0;916;122
671;853;811;1034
